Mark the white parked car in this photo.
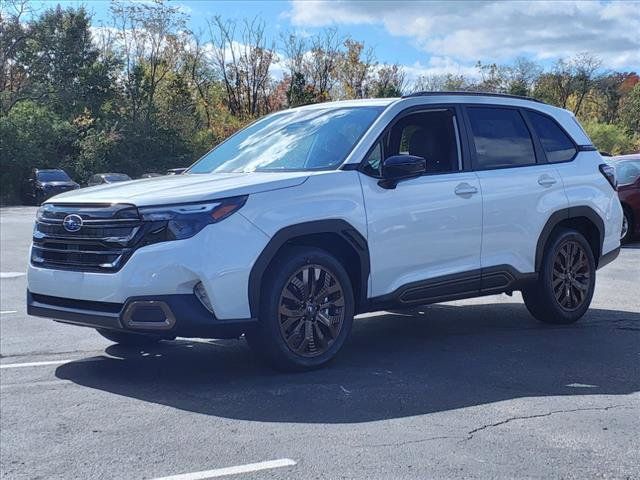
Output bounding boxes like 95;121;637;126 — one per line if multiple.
27;93;623;370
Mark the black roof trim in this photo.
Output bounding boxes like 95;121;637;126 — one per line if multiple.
402;91;545;104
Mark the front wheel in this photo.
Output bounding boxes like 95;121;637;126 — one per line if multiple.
245;247;355;371
96;329;163;346
523;228;596;325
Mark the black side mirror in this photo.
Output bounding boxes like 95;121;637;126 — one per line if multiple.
378;155;426;189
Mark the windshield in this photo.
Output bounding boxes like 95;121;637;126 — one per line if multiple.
36;170;71;182
188;106;383;173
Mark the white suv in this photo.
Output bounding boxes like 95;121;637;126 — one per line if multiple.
27;93;623;370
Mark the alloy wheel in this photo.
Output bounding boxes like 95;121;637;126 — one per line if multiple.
278;264;345;357
552;240;591;311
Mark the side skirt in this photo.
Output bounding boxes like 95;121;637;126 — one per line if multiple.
365;265;537;313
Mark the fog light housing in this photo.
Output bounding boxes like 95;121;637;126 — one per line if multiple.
194;282;214;314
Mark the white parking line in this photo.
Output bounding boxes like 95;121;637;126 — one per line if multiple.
0;310;18;315
151;459;297;480
0;359;73;369
0;272;25;279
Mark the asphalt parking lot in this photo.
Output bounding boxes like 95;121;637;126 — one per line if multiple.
1;206;639;480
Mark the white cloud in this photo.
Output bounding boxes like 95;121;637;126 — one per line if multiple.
288;0;640;70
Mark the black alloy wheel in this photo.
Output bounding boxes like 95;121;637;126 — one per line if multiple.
278;264;346;357
551;240;591;311
244;246;355;371
522;228;596;325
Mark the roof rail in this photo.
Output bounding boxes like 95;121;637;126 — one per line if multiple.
402;91;545;104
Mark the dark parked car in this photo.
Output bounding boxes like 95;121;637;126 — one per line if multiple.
166;167;187;175
609;154;640;242
87;173;132;187
22;169;79;205
140;172;162;178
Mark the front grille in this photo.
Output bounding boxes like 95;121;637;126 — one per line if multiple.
31;203;143;272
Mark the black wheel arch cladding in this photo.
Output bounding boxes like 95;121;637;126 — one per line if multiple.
535;206;605;271
248;219;370;318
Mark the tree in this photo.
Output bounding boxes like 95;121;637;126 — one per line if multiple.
412;73;470;92
286;72;316;107
619;83;640;135
371;64;406;97
110;0;188;129
339;39;376;99
206;16;276;118
507;57;542;96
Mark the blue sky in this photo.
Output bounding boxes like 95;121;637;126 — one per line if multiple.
29;0;640;79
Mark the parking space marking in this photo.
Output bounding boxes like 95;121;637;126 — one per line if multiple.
0;272;25;279
0;310;18;315
0;359;74;369
151;458;297;480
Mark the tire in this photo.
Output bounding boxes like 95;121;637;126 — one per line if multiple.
621;207;633;244
245;246;355;371
522;228;596;325
96;329;163;346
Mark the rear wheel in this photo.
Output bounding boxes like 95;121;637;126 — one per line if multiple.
523;228;596;324
245;246;354;371
96;329;163;346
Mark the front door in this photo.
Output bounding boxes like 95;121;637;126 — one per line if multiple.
359;108;483;300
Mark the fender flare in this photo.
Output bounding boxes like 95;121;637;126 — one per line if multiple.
535;206;604;271
247;219;370;317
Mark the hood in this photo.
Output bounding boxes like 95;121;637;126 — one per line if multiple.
46;171;310;206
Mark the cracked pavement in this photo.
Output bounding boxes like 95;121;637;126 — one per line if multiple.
1;207;639;479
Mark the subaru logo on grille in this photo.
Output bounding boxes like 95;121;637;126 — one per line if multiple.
62;214;83;232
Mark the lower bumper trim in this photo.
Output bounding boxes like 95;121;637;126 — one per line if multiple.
27;291;256;339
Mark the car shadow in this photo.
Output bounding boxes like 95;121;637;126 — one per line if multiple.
55;302;640;424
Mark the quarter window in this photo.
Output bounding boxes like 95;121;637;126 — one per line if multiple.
362;140;383;177
527;111;577;163
467;107;536;169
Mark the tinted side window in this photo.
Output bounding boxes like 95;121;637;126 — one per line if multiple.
527;111;577;163
388;109;459;174
467;107;536;169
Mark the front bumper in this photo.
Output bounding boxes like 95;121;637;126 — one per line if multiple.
27;290;256;338
27;213;270;320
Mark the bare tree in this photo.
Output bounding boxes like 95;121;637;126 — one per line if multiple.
183;30;215;129
206;16;276;118
281;31;307;79
412;73;469;92
306;28;342;100
572;53;602;116
110;0;187;128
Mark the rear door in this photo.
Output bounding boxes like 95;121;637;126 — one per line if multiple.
463;105;568;276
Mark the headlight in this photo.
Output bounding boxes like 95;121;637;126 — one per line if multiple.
138;195;247;241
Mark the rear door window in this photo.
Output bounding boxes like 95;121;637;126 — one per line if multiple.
466;107;536;170
526;111;577;163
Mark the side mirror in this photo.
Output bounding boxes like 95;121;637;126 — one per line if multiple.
378;155;426;189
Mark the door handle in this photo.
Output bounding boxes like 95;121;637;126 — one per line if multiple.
454;183;478;196
538;174;557;187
